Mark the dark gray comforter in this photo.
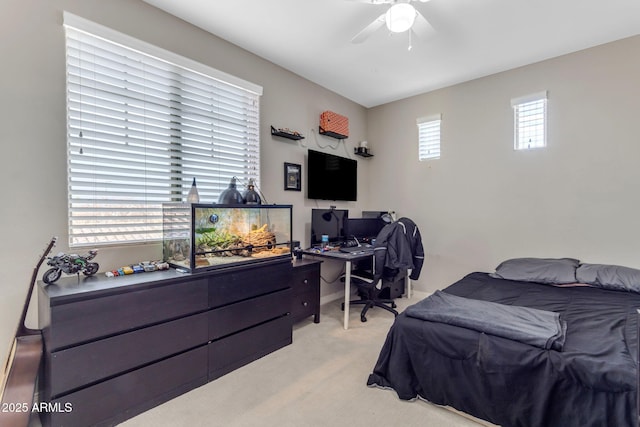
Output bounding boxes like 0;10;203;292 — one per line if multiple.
367;272;639;427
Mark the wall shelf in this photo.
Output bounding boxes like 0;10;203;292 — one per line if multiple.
354;148;373;158
271;125;304;141
318;127;348;140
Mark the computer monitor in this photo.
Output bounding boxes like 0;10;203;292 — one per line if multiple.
345;218;386;241
362;210;390;219
310;208;348;246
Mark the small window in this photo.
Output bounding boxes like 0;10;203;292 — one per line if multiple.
511;91;547;150
417;114;441;160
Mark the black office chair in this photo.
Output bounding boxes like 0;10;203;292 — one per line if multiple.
341;216;424;322
341;270;398;322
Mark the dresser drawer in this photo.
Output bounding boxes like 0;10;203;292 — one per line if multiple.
49;311;209;398
48;278;208;350
291;265;319;295
209;261;291;308
291;290;318;322
208;315;292;381
45;346;208;427
209;288;291;340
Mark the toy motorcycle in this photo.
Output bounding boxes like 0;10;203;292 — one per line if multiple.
42;249;99;284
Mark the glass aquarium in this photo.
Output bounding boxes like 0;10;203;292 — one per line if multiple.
162;204;293;272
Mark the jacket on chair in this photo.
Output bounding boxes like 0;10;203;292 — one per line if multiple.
372;217;424;285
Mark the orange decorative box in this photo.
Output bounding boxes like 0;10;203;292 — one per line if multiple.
319;111;349;139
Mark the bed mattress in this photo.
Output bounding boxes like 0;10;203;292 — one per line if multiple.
367;272;640;427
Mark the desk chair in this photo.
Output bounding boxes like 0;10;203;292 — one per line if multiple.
341;270;398;322
341;216;424;322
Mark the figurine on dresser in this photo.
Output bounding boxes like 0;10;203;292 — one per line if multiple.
42;249;99;284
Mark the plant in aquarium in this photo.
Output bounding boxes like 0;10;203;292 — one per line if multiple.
196;229;245;256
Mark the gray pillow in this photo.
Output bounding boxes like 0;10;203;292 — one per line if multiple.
575;263;640;293
490;257;579;284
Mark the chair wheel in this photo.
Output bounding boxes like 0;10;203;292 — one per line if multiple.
391;302;397;308
341;303;345;311
361;315;367;322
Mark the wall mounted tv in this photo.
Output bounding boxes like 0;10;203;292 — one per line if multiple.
307;149;357;201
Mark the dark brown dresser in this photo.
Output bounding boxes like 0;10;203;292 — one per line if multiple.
290;259;321;324
38;258;292;426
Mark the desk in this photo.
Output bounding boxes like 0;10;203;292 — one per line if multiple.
302;248;375;330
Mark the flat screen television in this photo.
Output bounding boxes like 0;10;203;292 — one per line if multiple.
307;149;357;201
310;208;348;246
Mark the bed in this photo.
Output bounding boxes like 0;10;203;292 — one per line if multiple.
367;259;640;427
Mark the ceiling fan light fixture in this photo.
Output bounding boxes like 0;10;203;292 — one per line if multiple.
385;3;417;33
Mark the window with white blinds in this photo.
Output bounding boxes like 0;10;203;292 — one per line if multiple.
64;13;262;247
417;115;441;161
512;91;547;150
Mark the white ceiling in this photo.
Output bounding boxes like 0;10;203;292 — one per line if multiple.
143;0;640;108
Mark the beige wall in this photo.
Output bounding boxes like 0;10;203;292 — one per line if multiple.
0;0;367;359
366;35;640;292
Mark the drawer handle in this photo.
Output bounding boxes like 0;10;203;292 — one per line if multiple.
302;301;308;307
303;279;308;284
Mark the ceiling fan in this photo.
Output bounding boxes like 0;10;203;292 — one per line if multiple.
349;0;434;47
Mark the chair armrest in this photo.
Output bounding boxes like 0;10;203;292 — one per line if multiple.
340;268;374;283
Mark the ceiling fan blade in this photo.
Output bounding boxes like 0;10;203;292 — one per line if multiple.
345;0;394;4
412;11;436;39
351;14;386;43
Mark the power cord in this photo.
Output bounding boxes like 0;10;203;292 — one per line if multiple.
320;264;346;284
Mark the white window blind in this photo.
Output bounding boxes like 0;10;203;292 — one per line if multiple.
417;115;441;160
64;13;262;247
512;91;547;150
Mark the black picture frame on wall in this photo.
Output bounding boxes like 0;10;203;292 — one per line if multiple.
284;162;301;191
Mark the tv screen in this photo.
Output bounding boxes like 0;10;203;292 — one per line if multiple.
310;208;348;246
307;149;357;201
